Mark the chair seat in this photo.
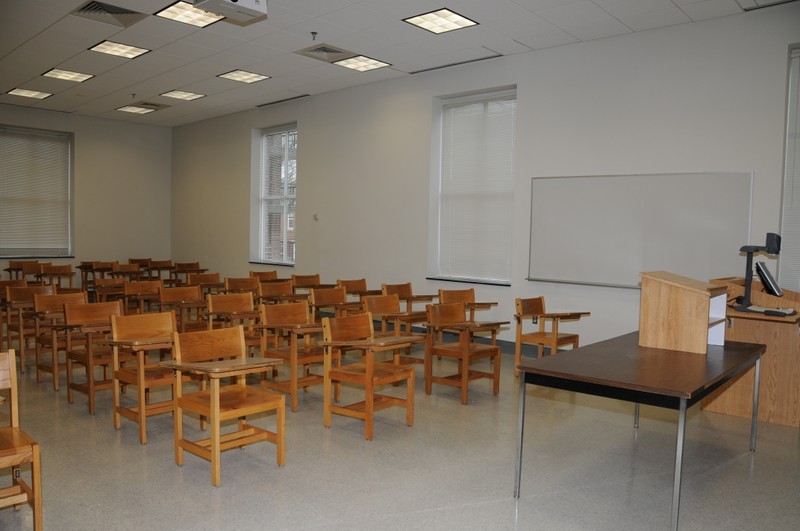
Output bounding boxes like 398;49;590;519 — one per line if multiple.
520;331;578;345
329;361;414;385
115;365;174;385
179;386;284;419
430;342;500;359
0;427;37;461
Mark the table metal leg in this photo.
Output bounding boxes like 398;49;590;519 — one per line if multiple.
514;374;527;498
750;356;761;451
671;398;687;531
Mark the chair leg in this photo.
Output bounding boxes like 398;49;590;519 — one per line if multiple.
30;443;42;531
514;337;521;377
364;377;374;440
276;396;286;466
174;401;184;466
493;352;501;396
406;371;415;426
460;354;469;405
210;379;221;486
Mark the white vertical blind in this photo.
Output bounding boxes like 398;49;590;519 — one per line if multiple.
429;90;516;284
0;125;72;257
779;49;800;289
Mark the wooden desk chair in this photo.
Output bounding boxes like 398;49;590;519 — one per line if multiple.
110;311;177;444
438;288;479;319
33;291;88;391
5;260;38;281
171;325;285;486
223;277;260;298
0;350;42;530
21;262;48;286
292;273;322;294
362;293;426;365
38;263;75;290
65;300;133;414
171;262;205;286
123;280;163;315
261;301;333;411
146;260;173;283
5;285;56;373
94;278;125;303
321;312;416;440
309;286;360;322
337;278;381;301
514;297;589;376
260;280;309;306
381;282;437;313
250;270;278;281
86;261;117;300
187;272;223;297
0;280;27;351
424;302;505;405
111;262;142;282
206;293;263;354
158;285;205;332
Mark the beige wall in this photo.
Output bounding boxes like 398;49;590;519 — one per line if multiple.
0;105;172;278
172;4;800;343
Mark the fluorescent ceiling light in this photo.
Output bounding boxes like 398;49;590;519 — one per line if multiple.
117;105;155;114
218;70;269;83
8;88;51;99
43;68;94;82
333;55;391;72
161;90;205;101
156;1;224;27
404;9;478;34
90;41;149;59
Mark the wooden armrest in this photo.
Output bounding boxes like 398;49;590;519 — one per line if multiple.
160;357;281;377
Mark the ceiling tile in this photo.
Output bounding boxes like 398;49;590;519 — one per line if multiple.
536;0;634;40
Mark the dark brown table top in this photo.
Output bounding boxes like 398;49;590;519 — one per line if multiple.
517;332;765;405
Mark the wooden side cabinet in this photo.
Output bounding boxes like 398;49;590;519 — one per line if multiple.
639;271;727;354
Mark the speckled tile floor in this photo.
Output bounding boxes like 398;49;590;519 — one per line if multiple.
2;346;799;530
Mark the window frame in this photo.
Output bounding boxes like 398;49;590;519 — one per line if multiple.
250;123;298;266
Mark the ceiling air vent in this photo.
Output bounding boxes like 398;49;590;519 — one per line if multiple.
71;1;148;27
295;43;356;64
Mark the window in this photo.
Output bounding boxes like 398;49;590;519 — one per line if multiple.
251;123;297;265
0;125;73;257
779;48;800;288
428;89;517;284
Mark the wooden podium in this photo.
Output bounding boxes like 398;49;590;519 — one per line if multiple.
702;277;800;428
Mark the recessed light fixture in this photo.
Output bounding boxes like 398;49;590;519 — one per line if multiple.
156;1;224;27
8;88;51;99
403;9;478;34
161;90;205;101
218;70;269;83
333;55;391;72
90;40;149;59
43;68;94;82
117;105;155;114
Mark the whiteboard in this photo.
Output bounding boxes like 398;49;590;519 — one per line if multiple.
528;172;753;288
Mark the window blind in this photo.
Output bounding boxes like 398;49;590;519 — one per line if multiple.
0;125;72;257
429;91;516;284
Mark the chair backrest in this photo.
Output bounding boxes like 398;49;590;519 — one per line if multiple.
310;287;347;307
515;297;545;318
261;301;311;327
382;282;413;300
33;291;88;314
128;258;152;269
124;280;163;297
64;300;123;327
207;292;254;313
22;261;47;277
112;263;140;274
292;274;320;289
224;277;260;294
6;285;57;305
337;278;367;295
426;302;467;325
175;262;200;272
438;288;475;305
322;312;374;342
259;279;294;298
250;270;278;281
160;285;202;304
0;349;20;427
91;261;118;278
173;325;246;363
0;279;27;302
149;259;173;269
187;272;221;285
40;263;72;275
362;293;401;315
111;311;176;342
95;278;124;289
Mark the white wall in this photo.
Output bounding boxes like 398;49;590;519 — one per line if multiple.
0;105;172;276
